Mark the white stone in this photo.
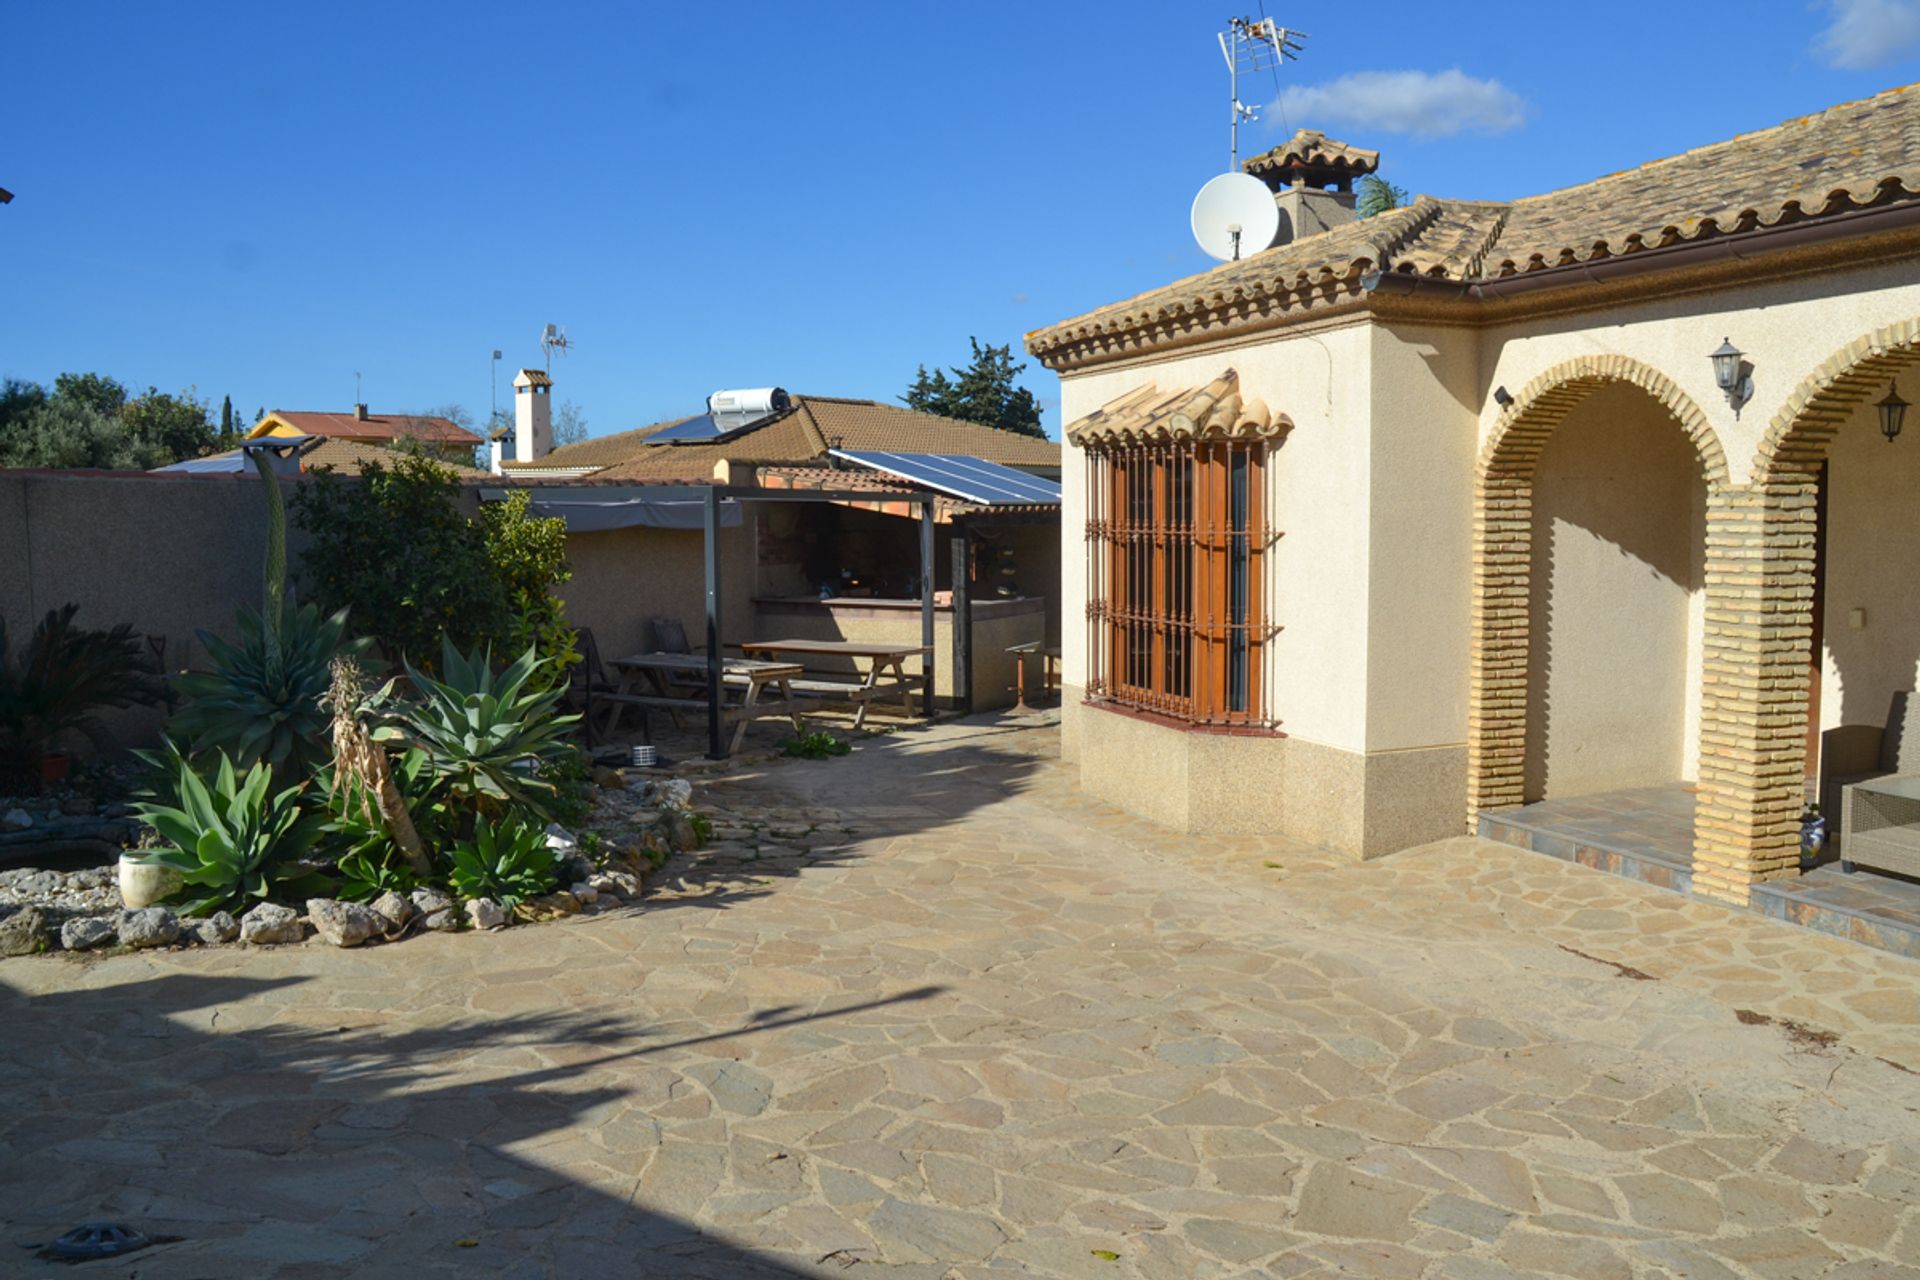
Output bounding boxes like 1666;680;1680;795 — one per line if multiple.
61;916;116;951
569;881;599;905
239;901;304;945
368;890;413;930
466;898;506;930
544;823;577;853
307;898;382;948
117;906;181;949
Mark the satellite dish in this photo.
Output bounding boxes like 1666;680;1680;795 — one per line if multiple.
1190;172;1280;262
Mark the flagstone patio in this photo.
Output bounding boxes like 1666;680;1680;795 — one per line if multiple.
3;714;1919;1278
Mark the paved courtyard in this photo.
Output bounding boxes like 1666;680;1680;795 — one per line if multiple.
4;715;1920;1278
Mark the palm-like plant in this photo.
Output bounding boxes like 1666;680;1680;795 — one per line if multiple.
378;638;577;829
1356;174;1410;220
171;602;370;776
446;811;561;908
131;748;328;915
0;605;170;785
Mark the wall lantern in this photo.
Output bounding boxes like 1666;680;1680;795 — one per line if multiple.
1709;338;1753;416
1878;384;1908;444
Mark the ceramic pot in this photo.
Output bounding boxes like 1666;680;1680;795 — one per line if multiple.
118;855;182;910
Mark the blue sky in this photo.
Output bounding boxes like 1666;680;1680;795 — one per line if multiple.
5;1;1919;440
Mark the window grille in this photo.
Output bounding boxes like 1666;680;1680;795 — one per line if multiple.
1084;439;1278;729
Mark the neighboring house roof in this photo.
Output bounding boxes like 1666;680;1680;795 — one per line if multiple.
300;439;488;478
148;438;486;479
1029;82;1920;365
501;395;1060;482
251;410;484;446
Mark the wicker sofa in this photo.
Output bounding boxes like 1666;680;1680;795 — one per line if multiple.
1823;690;1917;874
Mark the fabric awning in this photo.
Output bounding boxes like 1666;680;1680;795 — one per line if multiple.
480;486;744;532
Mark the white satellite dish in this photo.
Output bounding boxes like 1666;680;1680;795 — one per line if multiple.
1190;172;1280;262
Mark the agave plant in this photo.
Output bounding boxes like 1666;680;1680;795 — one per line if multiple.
171;602;370;777
378;638;577;828
0;604;170;786
445;811;560;908
131;748;328;916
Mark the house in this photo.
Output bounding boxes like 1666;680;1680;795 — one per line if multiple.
248;404;484;466
490;385;1064;712
154;434;487;478
1028;84;1920;908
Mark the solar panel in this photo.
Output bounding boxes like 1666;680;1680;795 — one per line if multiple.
828;450;1062;506
648;414;722;443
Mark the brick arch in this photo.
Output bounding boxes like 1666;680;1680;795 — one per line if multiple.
1466;356;1726;829
1692;319;1920;904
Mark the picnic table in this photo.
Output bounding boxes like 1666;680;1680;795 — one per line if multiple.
606;652;807;754
738;639;931;729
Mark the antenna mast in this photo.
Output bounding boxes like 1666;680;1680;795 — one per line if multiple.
540;324;573;375
1217;16;1305;171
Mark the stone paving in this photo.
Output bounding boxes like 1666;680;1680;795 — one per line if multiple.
4;714;1920;1278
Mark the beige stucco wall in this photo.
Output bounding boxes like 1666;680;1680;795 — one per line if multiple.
559;521;757;662
1058;320;1376;752
1478;262;1920;485
1522;384;1707;799
1364;322;1477;754
1819;381;1920;737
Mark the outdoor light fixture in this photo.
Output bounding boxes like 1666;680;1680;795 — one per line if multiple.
1710;338;1753;416
1493;385;1513;408
1878;383;1908;444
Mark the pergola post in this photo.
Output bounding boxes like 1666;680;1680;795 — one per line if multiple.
703;486;724;760
951;517;973;714
920;500;936;712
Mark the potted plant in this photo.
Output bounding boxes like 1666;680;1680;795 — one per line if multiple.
0;605;170;793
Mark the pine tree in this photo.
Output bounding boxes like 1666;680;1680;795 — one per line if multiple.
903;338;1046;439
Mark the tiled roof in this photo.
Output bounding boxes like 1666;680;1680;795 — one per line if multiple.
1029;82;1920;363
301;439;487;478
509;396;1060;482
513;368;553;388
1066;368;1292;445
265;410;484;446
1244;130;1379;183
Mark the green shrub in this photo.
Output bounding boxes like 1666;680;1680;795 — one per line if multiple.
291;454;573;673
540;745;595;828
377;639;578;832
446;812;560;908
172;602;368;777
334;845;418;902
781;732;851;760
131;748;327;916
0;604;171;786
481;490;578;682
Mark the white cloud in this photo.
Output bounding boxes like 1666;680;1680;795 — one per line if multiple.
1275;69;1526;139
1817;0;1920;68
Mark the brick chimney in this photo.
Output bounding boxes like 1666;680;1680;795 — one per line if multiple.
512;368;553;462
353;403;370;421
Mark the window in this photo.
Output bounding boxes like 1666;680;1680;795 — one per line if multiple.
1085;439;1274;728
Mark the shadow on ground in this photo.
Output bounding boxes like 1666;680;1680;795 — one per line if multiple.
0;970;943;1277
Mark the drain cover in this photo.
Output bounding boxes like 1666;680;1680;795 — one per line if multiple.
44;1223;151;1260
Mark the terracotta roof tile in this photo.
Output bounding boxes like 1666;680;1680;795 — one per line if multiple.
1244;130;1379;184
1029;82;1920;363
266;410;483;446
514;397;1059;482
300;439;488;478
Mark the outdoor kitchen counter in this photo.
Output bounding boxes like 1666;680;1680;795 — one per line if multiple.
749;596;1046;711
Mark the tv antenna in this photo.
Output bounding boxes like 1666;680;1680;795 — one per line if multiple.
540;323;573;373
1218;15;1305;171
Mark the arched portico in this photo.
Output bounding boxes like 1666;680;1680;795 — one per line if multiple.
1694;319;1920;903
1467;356;1728;827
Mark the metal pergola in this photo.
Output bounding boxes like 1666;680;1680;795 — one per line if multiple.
695;486;937;759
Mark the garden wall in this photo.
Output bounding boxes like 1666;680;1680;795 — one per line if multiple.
0;470;310;750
